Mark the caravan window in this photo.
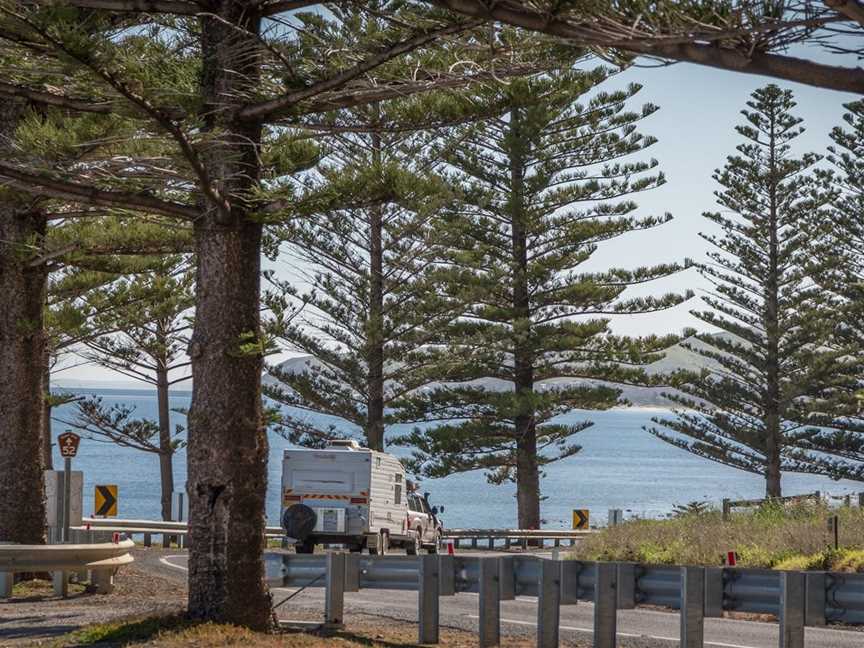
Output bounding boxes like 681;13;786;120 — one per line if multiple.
394;484;402;505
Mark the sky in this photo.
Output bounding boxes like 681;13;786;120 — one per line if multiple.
59;47;862;385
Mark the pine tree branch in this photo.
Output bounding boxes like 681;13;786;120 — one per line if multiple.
258;0;320;15
0;162;198;220
237;18;484;121
0;80;114;114
429;0;864;94
825;0;864;27
40;0;203;13
1;7;228;216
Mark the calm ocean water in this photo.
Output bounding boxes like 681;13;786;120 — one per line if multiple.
50;387;864;529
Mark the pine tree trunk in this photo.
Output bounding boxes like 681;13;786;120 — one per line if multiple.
186;5;270;629
366;124;385;451
764;108;782;499
156;364;174;523
509;105;541;530
42;350;53;471
0;101;48;545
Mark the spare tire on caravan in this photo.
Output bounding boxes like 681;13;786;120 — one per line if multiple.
281;439;443;554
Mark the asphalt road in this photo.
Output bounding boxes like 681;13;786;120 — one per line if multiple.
150;551;864;648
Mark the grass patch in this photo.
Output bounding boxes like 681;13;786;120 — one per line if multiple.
58;615;544;647
12;578;86;598
571;501;864;570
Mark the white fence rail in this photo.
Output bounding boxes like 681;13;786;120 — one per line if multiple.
0;538;134;598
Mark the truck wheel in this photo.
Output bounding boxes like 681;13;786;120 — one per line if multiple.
427;532;440;554
369;531;389;555
406;530;421;556
295;540;315;554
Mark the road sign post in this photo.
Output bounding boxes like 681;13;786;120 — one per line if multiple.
57;432;80;543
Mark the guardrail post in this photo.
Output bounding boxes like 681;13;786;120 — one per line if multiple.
0;572;12;599
344;553;360;593
325;552;346;629
419;554;440;644
704;568;724;618
53;571;68;598
439;555;455;596
722;498;731;521
499;556;515;601
91;569;115;595
680;567;704;648
143;532;151;548
804;572;826;627
780;571;805;648
537;559;561;648
593;562;617;648
616;563;636;609
479;558;500;647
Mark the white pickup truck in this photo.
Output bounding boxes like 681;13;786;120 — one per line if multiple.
280;440;443;554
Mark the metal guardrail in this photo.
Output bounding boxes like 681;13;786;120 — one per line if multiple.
265;553;859;648
0;538;134;599
721;491;822;520
80;518;590;551
444;528;593;550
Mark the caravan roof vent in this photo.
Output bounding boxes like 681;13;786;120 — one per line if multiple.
327;439;362;450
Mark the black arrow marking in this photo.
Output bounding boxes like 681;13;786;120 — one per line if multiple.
574;509;589;529
96;485;117;516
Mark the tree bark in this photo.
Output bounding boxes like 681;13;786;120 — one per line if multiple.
0;100;48;545
366;124;385;452
509;105;541;530
156;363;174;522
42;349;53;471
185;3;271;629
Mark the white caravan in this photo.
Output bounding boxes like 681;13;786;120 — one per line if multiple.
280;439;443;554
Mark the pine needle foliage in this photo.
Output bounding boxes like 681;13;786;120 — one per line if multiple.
782;100;864;481
648;85;858;497
394;67;690;528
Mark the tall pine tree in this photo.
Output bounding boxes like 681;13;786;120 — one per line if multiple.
780;100;864;480
396;68;688;529
264;103;456;451
648;85;856;497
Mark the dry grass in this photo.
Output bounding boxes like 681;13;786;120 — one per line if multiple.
57;615;573;647
571;501;864;570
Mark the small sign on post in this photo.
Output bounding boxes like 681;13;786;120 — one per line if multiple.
828;515;839;550
94;485;118;517
572;509;590;530
57;431;80;543
57;431;80;459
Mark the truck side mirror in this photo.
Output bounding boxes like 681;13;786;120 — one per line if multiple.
432;506;439;515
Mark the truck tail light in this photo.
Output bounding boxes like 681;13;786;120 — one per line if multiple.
350;497;368;504
284;495;301;503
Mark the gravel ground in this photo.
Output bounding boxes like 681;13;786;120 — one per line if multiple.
0;553;184;647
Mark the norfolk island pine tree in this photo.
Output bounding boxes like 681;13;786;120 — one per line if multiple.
394;64;692;530
647;85;859;498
